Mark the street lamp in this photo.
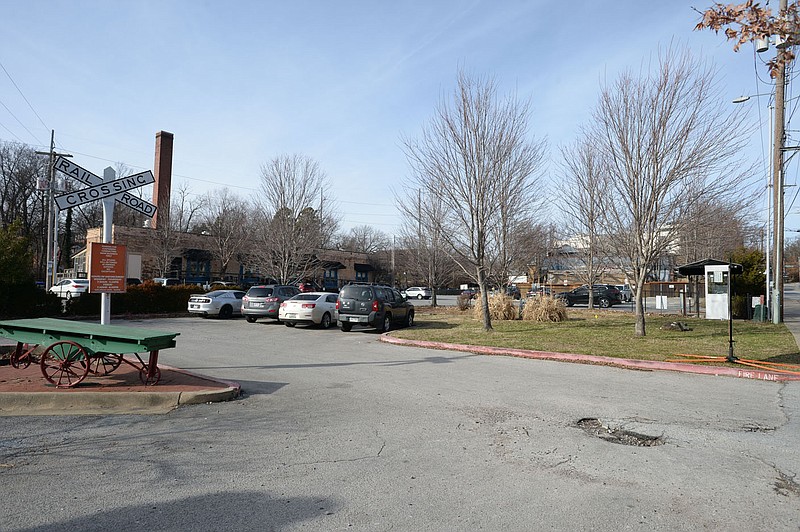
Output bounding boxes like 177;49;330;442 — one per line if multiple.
733;93;774;320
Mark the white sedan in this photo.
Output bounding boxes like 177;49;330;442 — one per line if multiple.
49;278;90;300
188;290;246;319
278;292;339;328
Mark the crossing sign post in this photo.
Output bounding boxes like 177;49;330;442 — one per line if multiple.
54;158;159;325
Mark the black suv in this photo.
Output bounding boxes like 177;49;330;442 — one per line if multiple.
554;284;622;308
336;283;414;332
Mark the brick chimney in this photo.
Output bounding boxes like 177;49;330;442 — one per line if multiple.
151;131;174;230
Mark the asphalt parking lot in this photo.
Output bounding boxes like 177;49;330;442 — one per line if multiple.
1;314;799;530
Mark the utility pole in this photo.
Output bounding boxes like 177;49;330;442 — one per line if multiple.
35;130;71;290
772;0;789;323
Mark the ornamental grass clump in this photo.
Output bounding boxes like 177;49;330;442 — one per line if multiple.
521;295;568;322
473;293;517;321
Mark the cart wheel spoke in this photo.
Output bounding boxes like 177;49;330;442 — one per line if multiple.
139;365;161;386
10;343;34;369
84;353;123;375
40;341;90;388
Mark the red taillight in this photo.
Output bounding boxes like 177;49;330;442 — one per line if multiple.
243;296;249;302
265;297;278;302
280;302;286;308
301;303;315;309
372;300;379;312
335;300;340;310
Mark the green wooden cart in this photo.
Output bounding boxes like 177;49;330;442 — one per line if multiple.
0;318;179;388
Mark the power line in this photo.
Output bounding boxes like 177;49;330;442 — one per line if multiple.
0;59;48;131
0;96;43;145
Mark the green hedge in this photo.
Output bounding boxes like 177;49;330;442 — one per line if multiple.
65;284;202;316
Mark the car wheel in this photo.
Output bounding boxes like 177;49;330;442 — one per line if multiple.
598;297;610;308
320;312;331;329
381;314;391;332
417;294;423;300
405;311;414;328
340;322;352;332
219;305;233;319
246;316;257;323
565;299;573;307
284;321;295;327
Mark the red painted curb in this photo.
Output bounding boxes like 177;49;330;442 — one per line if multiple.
380;334;800;382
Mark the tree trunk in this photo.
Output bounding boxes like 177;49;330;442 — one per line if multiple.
634;284;646;336
477;267;492;331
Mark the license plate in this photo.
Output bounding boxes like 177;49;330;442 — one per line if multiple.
285;313;296;318
349;316;367;322
252;302;265;308
190;304;199;309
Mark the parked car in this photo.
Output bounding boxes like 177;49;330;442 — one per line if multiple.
153;277;180;286
554;284;622;308
188;289;246;318
460;289;478;299
336;283;414;332
505;286;521;300
526;287;551;298
279;292;339;328
297;281;321;293
405;286;432;299
615;285;633;302
49;278;89;300
242;284;301;323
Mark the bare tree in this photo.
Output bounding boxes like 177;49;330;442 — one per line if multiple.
147;182;205;277
0;141;48;276
590;47;752;336
558;137;608;307
337;225;391;253
251;154;334;284
402;71;546;330
397;192;454;306
198;188;249;277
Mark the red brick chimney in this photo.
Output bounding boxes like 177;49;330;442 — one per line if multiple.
152;131;174;230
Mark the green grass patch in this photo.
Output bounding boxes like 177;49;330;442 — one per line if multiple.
391;308;800;365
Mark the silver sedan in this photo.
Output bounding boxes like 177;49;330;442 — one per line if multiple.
188;290;246;319
278;292;339;328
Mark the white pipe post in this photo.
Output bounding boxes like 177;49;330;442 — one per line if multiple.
100;167;116;325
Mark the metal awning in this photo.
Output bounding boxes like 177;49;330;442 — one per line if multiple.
676;258;743;276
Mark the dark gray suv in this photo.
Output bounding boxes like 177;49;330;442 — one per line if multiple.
336;284;414;332
242;284;300;323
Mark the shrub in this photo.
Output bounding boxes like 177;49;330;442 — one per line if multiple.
65;284;200;316
456;294;472;311
0;282;61;319
473;293;516;321
521;295;568;322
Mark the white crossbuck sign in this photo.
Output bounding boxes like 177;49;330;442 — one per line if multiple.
53;156;158;217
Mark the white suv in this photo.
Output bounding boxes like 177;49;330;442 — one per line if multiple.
404;286;432;299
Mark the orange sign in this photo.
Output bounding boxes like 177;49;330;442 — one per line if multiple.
89;242;127;293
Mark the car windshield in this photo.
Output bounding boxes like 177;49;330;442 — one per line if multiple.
247;287;273;297
341;286;373;301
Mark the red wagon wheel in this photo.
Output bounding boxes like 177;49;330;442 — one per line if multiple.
139;365;161;386
10;342;35;369
84;353;123;375
40;341;90;388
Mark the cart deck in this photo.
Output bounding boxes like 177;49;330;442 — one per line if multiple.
0;318;179;388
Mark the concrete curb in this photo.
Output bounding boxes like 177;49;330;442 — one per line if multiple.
380;335;800;383
0;364;241;416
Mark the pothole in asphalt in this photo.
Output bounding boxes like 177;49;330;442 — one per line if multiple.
576;418;665;447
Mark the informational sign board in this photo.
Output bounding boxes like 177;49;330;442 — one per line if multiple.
89;242;127;293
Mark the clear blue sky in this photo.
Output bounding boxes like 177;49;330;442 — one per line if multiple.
1;1;793;236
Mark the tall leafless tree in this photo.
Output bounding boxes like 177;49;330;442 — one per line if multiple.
558;137;609;307
251;154;336;284
337;225;391;253
199;188;249;277
402;71;546;330
147;182;205;277
590;47;753;336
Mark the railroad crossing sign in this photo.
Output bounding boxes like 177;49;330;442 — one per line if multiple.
53;156;158;217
